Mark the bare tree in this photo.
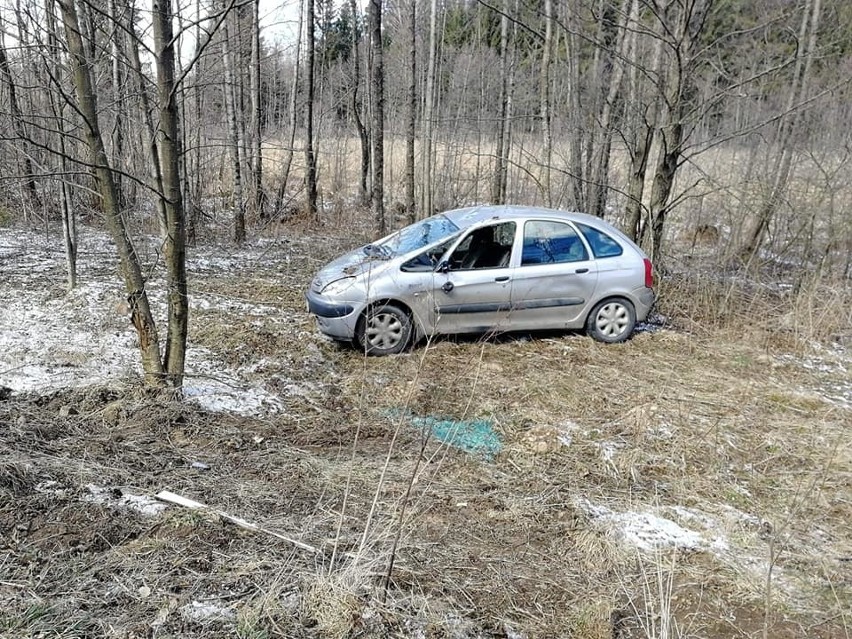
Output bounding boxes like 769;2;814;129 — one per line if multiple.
273;0;304;216
539;0;553;207
739;0;823;263
420;0;439;218
305;0;319;218
152;0;189;385
369;0;385;231
58;0;165;385
249;0;265;217
404;0;416;219
0;32;40;212
222;5;246;242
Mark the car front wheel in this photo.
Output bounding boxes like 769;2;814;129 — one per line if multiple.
586;298;636;343
357;304;413;355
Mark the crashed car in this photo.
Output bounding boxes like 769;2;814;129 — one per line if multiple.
307;205;655;355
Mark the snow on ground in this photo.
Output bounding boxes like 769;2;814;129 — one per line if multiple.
0;227;291;416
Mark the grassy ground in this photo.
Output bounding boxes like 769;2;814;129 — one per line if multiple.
1;217;850;638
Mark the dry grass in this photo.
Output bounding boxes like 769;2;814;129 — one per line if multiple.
1;214;850;638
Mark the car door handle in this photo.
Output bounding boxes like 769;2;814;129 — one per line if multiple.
575;268;589;274
494;276;510;282
442;281;454;293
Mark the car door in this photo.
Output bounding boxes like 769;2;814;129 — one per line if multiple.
432;222;517;335
509;219;599;330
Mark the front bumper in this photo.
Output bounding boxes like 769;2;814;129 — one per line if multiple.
306;290;360;340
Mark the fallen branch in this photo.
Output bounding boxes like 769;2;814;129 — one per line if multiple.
156;490;321;555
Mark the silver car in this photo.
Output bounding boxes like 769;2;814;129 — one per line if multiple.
307;205;655;355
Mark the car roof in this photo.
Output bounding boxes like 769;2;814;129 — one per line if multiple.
443;205;617;233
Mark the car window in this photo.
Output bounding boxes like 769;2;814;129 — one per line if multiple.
400;236;458;272
521;221;588;265
576;223;623;258
449;222;516;270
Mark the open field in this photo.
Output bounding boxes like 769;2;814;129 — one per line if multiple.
1;217;850;638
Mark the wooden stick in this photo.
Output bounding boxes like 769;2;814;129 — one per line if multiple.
156;490;321;555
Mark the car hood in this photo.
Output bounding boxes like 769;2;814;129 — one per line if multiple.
310;248;397;292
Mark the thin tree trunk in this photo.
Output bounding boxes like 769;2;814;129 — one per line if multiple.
250;0;265;217
152;0;189;386
127;3;168;239
644;0;712;262
108;0;125;206
589;0;635;218
349;0;369;205
0;36;40;210
273;0;303;216
563;6;583;210
421;0;438;218
539;0;553;207
46;0;76;288
223;9;246;242
491;0;510;204
369;0;384;232
624;13;664;241
404;0;416;220
59;0;165;386
740;0;822;263
305;0;318;218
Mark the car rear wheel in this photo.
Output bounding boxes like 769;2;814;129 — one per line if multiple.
586;298;636;343
357;304;412;355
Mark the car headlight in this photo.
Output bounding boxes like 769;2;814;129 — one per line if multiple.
321;277;357;296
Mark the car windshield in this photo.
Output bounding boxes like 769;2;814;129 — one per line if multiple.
377;215;460;257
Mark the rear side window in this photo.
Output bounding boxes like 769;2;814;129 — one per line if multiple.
577;223;623;258
522;221;588;265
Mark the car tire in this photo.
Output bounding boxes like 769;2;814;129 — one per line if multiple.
357;303;413;356
586;298;636;344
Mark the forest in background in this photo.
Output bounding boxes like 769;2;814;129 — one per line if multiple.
0;0;850;383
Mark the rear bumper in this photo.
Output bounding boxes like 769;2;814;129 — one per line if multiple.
632;286;656;321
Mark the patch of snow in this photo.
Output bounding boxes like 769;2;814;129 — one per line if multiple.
0;227;301;416
577;499;708;552
83;484;168;517
599;440;624;462
179;600;236;624
183;382;283;416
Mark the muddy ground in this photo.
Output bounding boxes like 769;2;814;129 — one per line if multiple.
1;218;850;638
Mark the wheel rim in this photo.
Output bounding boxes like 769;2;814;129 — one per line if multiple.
365;312;404;350
595;302;631;338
